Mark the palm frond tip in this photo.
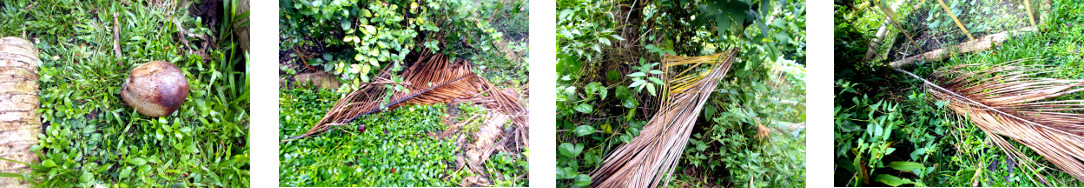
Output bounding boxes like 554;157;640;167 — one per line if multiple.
590;49;737;188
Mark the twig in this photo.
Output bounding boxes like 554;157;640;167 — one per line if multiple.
172;17;193;51
113;12;122;63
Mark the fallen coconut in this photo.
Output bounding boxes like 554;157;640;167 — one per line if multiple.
121;61;189;117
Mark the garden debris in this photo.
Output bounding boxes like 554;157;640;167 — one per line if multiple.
591;49;737;188
460;175;492;187
462;112;508;174
896;59;1084;184
435;113;476;139
282;49;527;142
288;71;341;90
0;37;40;187
113;12;122;60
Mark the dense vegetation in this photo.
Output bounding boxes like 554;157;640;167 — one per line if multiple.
280;0;528;91
834;0;1084;186
278;0;529;186
555;0;806;187
0;0;249;186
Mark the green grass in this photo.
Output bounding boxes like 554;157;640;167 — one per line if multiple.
278;87;528;187
0;0;249;186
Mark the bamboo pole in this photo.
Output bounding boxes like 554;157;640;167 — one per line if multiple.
864;0;907;61
876;1;924;53
1025;0;1037;28
935;0;975;40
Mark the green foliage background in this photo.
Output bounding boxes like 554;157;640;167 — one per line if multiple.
280;0;529;92
555;0;806;187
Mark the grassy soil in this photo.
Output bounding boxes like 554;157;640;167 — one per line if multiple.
0;0;249;186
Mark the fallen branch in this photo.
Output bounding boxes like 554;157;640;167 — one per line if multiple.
113;12;122;62
889;27;1037;68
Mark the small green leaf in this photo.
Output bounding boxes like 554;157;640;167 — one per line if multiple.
611;35;625;41
646;83;657;96
41;159;57;168
128;158;147;166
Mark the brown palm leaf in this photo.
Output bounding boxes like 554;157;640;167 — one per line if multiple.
590;49;737;188
283;50;527;141
896;59;1084;185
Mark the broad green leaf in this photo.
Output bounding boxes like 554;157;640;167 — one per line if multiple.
573;174;592;187
341;18;351;30
574;104;593;113
574;125;596;136
886;161;925;173
874;174;913;186
558;143;583;158
42;159;57;168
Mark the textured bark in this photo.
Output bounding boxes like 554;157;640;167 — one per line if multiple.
0;36;40;187
233;0;250;52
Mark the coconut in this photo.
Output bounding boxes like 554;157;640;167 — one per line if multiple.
121;61;189;117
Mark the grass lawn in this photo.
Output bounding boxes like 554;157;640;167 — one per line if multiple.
0;0;249;186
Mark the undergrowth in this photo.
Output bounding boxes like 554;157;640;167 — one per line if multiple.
278;87;528;186
555;0;806;187
834;0;1084;186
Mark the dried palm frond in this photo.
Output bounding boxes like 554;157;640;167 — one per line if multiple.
896;59;1084;185
590;49;737;188
282;50;527;142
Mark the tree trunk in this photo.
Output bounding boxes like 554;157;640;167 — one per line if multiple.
233;0;250;52
889;27;1036;68
0;37;40;187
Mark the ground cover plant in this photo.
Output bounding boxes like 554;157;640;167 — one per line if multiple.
278;0;529;186
555;0;806;187
834;0;1084;186
0;0;250;187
